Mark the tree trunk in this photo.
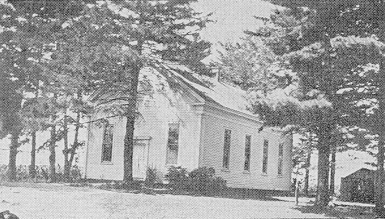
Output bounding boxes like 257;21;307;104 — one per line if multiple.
375;138;385;216
329;144;336;196
68;107;82;177
315;129;332;207
304;148;311;197
123;115;135;183
29;87;38;179
123;65;141;183
7;131;19;181
63;113;70;181
29;131;36;178
295;172;300;206
49;115;56;183
374;56;385;216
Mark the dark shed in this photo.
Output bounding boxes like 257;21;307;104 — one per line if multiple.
340;168;375;203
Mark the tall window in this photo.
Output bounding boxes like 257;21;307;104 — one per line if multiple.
262;140;269;174
101;124;114;162
278;143;284;175
244;135;251;171
166;123;180;164
222;129;231;169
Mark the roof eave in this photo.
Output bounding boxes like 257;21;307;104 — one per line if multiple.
192;102;263;125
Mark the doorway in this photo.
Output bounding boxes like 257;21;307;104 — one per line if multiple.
133;138;150;179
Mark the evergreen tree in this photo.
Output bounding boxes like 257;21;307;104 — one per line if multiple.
246;7;378;207
40;0;211;183
0;2;43;180
1;0;80;182
218;37;280;94
21;90;42;179
0;68;23;181
264;0;385;213
4;0;101;182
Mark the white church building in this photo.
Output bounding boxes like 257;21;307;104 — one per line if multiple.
84;66;293;191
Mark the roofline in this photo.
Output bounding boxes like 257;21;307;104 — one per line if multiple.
87;68;264;127
341;167;375;179
192;102;263;125
173;71;264;125
176;78;206;103
171;72;263;124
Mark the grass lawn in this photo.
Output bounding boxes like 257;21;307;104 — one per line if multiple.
0;182;374;219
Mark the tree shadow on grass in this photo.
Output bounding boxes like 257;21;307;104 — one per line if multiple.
94;181;292;202
208;188;290;202
132;187;291;202
293;205;375;219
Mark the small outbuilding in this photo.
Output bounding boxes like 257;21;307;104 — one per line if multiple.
340;168;375;203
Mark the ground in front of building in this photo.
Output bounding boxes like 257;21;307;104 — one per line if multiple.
0;182;374;219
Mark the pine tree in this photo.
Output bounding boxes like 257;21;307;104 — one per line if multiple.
0;68;23;181
247;7;380;207
0;2;43;180
1;0;76;182
218;37;279;94
4;0;100;182
21;89;41;179
39;0;211;183
264;0;385;213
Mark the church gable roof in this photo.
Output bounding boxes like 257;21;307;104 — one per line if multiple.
89;65;259;121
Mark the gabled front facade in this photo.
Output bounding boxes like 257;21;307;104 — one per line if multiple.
84;67;293;191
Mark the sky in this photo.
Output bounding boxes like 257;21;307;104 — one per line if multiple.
192;0;277;43
192;0;278;61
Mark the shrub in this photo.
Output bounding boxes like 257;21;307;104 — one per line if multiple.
144;167;161;188
55;165;65;182
0;164;83;183
98;182;113;190
188;167;214;192
69;165;82;182
0;165;31;182
113;181;125;190
165;166;227;194
165;166;189;191
206;177;227;194
39;166;50;181
16;165;29;181
188;167;226;194
120;180;143;191
0;165;7;181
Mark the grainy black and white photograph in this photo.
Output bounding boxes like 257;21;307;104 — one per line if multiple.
0;0;384;218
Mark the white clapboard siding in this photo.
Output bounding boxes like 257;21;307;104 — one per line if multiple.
85;68;293;191
136;91;202;173
85;87;202;180
199;105;292;191
85;93;292;190
85;115;125;180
